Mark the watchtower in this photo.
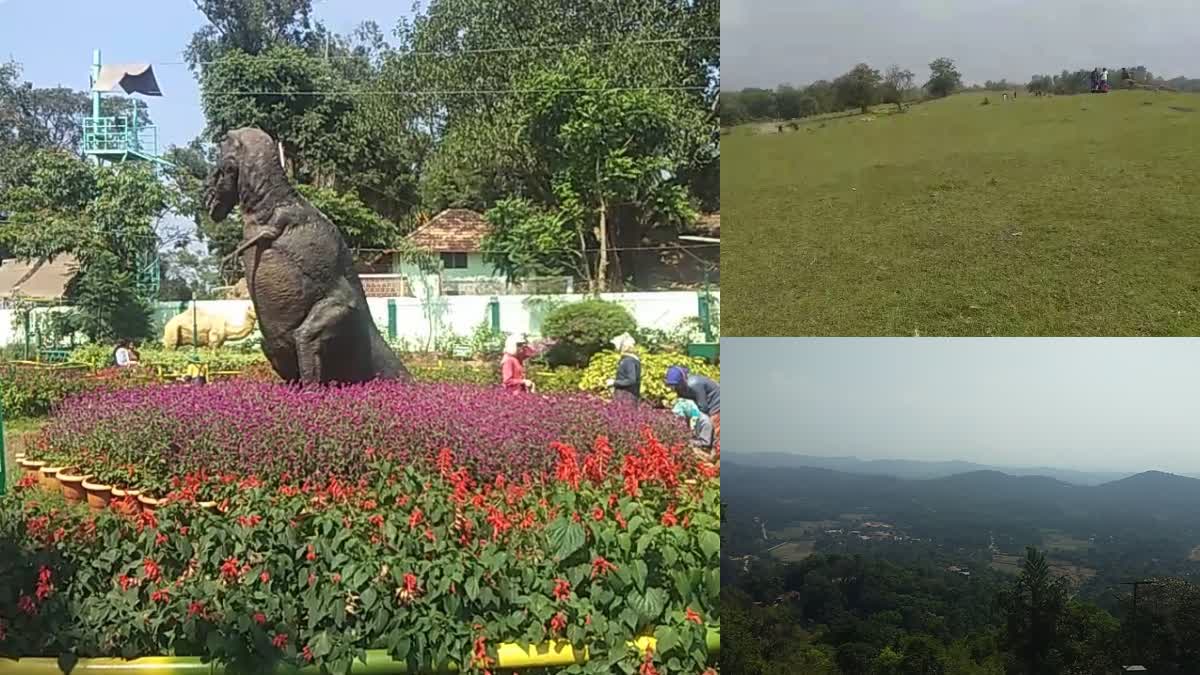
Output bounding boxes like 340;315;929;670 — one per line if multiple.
81;49;169;300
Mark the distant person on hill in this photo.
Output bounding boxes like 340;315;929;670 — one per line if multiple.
500;333;535;393
606;332;642;406
666;365;720;443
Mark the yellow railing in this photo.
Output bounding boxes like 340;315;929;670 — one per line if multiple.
0;628;719;673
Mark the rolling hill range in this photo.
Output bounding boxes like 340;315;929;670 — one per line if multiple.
722;90;1200;336
724;461;1200;545
729;451;1132;484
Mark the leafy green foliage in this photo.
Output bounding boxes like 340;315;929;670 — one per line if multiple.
0;151;172;341
579;350;718;408
482;198;576;282
926;58;963;98
835;63;883;114
542;300;637;367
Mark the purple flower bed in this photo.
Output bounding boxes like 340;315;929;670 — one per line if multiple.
36;381;689;490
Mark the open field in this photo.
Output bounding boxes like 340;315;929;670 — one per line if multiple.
770;520;841;539
723;91;1200;335
1042;529;1092;552
991;553;1097;585
769;540;817;562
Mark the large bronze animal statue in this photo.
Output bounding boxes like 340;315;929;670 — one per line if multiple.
204;127;411;384
162;304;257;350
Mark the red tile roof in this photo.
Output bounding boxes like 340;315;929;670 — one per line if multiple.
406;209;491;252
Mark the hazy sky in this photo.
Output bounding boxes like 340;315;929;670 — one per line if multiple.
724;339;1200;474
723;0;1199;89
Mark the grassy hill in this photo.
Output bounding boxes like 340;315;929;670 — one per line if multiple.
723;91;1200;335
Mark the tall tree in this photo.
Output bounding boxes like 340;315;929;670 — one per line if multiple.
0;150;174;340
926;57;962;98
999;547;1070;675
835;63;882;114
882;65;915;111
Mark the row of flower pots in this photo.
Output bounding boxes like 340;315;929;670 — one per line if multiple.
15;453;169;514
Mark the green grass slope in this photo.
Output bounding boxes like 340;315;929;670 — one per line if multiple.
723;91;1200;335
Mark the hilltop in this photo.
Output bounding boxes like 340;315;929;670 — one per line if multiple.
723;90;1200;335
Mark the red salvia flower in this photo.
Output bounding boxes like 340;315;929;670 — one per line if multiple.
219;556;241;581
143;558;162;582
253;612;267;625
271;633;287;649
150;588;170;603
408;507;424;530
549;612;567;635
188;601;205;617
302;645;314;663
661;504;678;528
306;544;317;561
552;578;571;602
18;593;37;615
260;571;270;584
685;607;703;624
590;556;618;579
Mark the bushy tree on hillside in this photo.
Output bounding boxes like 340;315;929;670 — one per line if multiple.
926;57;962;98
776;84;805;119
835;63;882;114
882;65;915;111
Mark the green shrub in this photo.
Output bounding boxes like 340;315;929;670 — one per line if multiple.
579;349;719;408
69;344;267;373
542;300;637;367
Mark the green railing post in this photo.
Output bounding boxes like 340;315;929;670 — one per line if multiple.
0;393;7;496
697;273;714;343
387;298;397;339
488;296;500;332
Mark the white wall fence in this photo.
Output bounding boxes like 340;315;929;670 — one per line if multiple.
0;291;719;348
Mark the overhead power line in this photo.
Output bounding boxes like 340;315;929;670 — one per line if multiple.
200;85;709;98
155;35;720;66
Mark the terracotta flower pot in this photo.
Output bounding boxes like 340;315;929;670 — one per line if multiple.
58;469;94;503
110;488;143;515
39;465;65;492
137;493;166;514
19;458;45;478
82;480;114;512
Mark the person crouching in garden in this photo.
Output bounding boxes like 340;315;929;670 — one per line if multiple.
606;332;642;406
501;333;536;393
672;398;715;460
666;365;720;444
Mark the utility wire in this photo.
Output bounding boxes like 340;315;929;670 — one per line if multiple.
155;36;720;66
200;85;708;97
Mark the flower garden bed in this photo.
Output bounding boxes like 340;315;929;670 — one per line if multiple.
0;381;720;674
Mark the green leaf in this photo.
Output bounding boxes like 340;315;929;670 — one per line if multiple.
653;626;679;655
546;517;586;561
630;587;667;623
312;631;333;658
698;530;720;560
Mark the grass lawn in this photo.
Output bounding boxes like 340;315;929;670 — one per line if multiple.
723;90;1200;335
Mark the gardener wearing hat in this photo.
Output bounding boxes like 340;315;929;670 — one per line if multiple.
665;365;720;443
500;333;536;393
606;332;642;406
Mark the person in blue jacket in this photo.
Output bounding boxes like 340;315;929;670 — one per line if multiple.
665;365;720;444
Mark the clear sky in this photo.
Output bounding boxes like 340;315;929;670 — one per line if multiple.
724;338;1200;474
0;0;414;149
723;0;1199;89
